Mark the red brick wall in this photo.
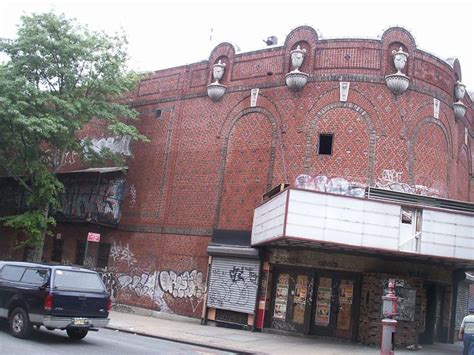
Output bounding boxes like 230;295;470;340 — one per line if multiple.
218;112;274;229
4;26;473;321
48;224;210;317
358;273;426;347
413;122;450;196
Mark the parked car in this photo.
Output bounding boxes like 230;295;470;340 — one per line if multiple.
0;261;110;340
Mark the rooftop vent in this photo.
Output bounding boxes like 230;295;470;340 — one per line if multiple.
263;36;278;46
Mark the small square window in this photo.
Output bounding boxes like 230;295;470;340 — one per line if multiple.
318;134;333;155
401;208;413;224
156;109;162;118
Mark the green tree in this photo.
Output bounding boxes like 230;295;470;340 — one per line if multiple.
0;12;147;262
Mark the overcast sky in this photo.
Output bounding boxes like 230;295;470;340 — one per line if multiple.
1;0;473;89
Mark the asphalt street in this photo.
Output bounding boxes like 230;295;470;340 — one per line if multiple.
0;320;237;355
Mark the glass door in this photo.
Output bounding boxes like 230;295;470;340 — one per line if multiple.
271;271;311;333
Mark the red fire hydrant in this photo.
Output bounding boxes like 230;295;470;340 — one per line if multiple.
381;279;398;355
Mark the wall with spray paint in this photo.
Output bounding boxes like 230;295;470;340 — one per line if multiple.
42;223;210;317
99;235;209;316
2;26;472;329
57;173;126;224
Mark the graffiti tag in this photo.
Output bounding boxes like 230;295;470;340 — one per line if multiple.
159;270;206;299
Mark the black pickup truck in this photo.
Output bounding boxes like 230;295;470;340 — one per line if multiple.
0;261;110;340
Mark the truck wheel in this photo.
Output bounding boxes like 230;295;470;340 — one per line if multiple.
66;328;88;340
9;307;32;339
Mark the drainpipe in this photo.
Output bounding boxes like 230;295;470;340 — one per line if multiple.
201;255;212;325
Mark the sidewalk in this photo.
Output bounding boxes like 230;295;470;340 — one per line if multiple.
107;307;463;355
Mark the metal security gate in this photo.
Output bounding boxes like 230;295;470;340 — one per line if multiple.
207;257;260;314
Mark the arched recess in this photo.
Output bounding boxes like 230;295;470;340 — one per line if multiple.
409;118;452;197
407;99;454;145
304;101;377;186
380;27;417;78
218;93;288;183
208;42;236;84
214;108;278;230
303;86;386;136
446;57;462;82
283;26;318;73
457;145;471;201
218;94;284;139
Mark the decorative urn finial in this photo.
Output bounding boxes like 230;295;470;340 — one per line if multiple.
212;60;226;83
392;47;408;73
290;45;307;71
207;60;227;101
385;47;410;95
286;45;309;91
452;81;467;120
454;81;466;102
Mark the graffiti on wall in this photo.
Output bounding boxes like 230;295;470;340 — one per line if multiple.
44;136;131;169
58;175;126;224
101;271;120;301
295;174;366;197
295;170;442;198
43;149;79;167
117;272;155;298
208;265;259;308
375;169;441;197
100;242;206;314
159;270;206;299
90;136;132;156
110;241;137;266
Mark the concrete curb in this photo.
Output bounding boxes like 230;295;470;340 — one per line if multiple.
105;325;254;354
112;303;201;324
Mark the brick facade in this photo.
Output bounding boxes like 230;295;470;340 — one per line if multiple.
358;273;426;347
1;25;473;340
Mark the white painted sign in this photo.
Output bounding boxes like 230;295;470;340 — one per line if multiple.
250;88;259;107
340;82;350;102
87;232;101;243
433;98;440;119
251;189;474;261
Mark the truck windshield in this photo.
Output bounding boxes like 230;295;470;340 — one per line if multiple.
53;269;105;291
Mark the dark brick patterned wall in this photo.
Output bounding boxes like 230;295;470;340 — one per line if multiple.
358;273;426;347
3;26;472;322
217;112;274;229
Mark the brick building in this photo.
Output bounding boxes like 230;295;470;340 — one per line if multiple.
1;26;474;347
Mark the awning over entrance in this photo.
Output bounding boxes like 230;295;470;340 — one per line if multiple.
251;188;474;270
58;166;128;174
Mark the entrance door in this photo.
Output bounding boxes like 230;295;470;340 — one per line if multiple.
419;283;448;344
311;273;358;339
271;271;311;333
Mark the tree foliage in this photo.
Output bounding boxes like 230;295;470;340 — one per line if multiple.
0;12;147;255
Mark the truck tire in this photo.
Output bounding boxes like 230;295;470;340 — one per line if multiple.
66;328;89;340
9;307;32;339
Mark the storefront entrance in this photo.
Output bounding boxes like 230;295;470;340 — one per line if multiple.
270;267;360;340
311;272;359;339
271;271;312;333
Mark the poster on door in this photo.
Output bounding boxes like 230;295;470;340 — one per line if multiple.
339;280;353;304
315;277;332;326
292;275;309;325
274;274;289;320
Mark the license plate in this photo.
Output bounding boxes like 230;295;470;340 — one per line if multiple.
72;318;89;325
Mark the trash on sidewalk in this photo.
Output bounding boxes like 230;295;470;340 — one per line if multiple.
406;344;423;351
